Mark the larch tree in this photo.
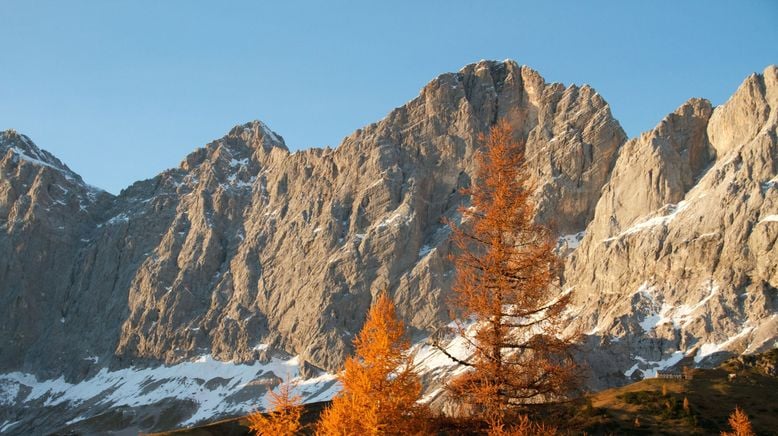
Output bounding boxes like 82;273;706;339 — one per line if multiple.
488;414;558;436
247;378;303;436
436;120;579;425
721;406;755;436
317;293;428;435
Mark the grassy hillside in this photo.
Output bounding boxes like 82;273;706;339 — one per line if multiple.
570;353;778;434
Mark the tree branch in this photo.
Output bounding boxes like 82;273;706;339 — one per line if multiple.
430;340;474;367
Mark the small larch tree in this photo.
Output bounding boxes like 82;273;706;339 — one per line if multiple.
488;414;558;436
247;379;303;436
317;293;427;435
437;120;579;425
721;406;755;436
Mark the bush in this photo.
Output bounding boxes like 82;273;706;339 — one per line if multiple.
621;391;657;405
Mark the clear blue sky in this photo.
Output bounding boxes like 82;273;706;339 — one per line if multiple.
1;1;776;194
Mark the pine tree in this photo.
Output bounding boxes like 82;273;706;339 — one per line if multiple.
317;293;427;435
247;379;303;436
721;406;755;436
436;120;579;425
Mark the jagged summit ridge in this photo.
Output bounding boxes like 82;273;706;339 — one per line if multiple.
563;65;778;388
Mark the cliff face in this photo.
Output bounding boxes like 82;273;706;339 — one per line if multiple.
0;131;113;376
564;66;778;388
0;60;625;379
0;61;775;434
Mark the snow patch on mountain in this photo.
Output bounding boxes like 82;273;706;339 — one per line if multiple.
694;325;757;364
624;351;685;378
604;201;690;242
418;244;435;258
0;352;337;428
557;231;585;253
0;420;20;433
635;281;721;332
758;214;778;224
257;121;281;143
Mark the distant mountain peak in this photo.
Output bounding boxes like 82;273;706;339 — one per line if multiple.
226;120;288;152
0;129;99;190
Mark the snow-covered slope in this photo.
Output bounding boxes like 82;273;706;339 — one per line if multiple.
0;349;337;434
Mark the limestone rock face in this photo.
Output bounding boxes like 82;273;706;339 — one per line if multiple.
0;60;626;379
565;66;778;388
580;98;715;243
0;131;112;376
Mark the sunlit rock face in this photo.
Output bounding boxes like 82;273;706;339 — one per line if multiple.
0;60;625;378
564;66;778;389
1;61;776;433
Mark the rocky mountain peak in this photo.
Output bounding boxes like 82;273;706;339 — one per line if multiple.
575;97;715;247
226;120;288;152
564;66;777;389
394;59;627;234
0;129;87;185
708;65;778;157
177;120;287;173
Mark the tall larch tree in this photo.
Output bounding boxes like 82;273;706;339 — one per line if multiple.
317;293;428;435
436;120;579;425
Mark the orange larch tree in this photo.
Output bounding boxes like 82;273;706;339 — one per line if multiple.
488;414;558;436
247;378;303;436
316;293;428;435
721;406;755;436
436;120;579;425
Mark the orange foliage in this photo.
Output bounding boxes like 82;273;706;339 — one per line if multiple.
488;414;558;436
247;379;303;436
721;406;755;436
316;293;427;435
441;120;579;424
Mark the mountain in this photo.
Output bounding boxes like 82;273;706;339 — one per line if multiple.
0;61;775;435
566;68;778;388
